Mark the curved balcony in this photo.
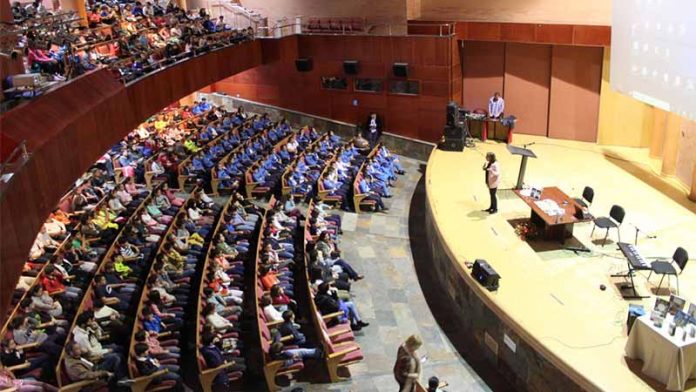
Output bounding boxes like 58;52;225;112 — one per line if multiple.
0;39;262;321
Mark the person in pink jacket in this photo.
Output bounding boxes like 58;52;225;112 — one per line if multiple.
483;152;501;214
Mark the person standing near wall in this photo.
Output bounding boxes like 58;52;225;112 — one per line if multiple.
365;112;382;147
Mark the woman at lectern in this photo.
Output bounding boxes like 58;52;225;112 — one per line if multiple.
483;152;500;214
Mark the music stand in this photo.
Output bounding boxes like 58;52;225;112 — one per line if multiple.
506;145;537;190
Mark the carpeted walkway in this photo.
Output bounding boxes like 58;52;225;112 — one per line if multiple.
290;156;492;392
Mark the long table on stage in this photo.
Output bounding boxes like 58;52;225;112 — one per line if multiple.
514;186;593;242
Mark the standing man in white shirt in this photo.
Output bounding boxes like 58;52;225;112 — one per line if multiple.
365;112;382;147
488;92;505;119
483;152;500;214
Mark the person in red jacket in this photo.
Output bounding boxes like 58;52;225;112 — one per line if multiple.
41;265;81;299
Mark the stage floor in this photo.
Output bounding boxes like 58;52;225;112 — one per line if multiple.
426;134;696;392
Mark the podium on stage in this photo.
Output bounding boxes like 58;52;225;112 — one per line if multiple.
507;144;537;190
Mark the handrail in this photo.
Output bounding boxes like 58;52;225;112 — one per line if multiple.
207;0;268;35
0;140;28;173
0;140;29;194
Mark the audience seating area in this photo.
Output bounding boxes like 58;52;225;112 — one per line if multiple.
7;1;254;98
1;96;404;391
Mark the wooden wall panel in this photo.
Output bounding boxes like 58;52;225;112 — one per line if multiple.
500;23;536;42
450;37;462;104
466;22;502;41
548;45;603;142
462;41;505;111
215;35;453;142
535;24;574;45
573;26;612;46
503;43;551;136
419;0;611;26
454;22;611;47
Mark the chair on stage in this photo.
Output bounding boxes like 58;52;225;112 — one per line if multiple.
648;247;689;295
574;186;594;209
591;205;625;246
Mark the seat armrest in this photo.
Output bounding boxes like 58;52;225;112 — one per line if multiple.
322;311;344;320
327;344;359;359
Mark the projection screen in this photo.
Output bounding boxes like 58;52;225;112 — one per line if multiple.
611;0;696;120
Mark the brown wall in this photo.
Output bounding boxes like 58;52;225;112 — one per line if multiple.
418;0;611;25
503;43;551;136
461;41;602;141
214;35;455;141
461;41;504;112
548;45;603;142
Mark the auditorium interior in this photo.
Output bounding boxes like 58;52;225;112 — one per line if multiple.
1;0;696;391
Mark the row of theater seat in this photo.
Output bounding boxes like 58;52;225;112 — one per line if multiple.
195;193;262;391
2;96;400;391
304;200;365;382
55;184;187;391
280;132;342;201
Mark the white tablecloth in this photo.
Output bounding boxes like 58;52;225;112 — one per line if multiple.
625;315;696;391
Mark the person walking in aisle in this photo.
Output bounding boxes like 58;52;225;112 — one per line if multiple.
393;334;423;392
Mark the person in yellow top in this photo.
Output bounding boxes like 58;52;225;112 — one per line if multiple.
154;115;168;131
92;205;118;230
184;138;200;153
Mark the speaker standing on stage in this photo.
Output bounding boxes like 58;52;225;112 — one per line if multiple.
483;152;500;214
488;92;504;119
365;112;382;147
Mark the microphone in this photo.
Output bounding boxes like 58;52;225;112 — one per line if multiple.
523;142;535;148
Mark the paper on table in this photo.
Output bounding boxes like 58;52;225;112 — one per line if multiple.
533;199;565;216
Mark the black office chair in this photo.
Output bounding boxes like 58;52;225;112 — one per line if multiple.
648;247;689;295
574;186;594;209
591;205;624;246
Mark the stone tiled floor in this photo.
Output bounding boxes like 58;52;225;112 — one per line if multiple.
288;157;491;392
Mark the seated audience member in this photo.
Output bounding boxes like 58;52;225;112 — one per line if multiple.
63;342;119;388
199;332;246;389
269;341;321;367
9;316;63;358
0;338;52;379
72;311;125;378
261;294;283;323
314;282;369;331
41;265;81;300
278;310;307;346
134;330;180;361
133;343;183;391
0;361;58;392
315;232;364;281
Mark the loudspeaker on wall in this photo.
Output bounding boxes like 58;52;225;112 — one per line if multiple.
393;62;408;78
295;58;313;72
343;60;359;75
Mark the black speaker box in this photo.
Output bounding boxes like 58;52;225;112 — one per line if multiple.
393;62;408;78
343;60;359;75
443;125;463;139
471;259;500;291
446;101;460;126
439;138;464;151
295;58;313;72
